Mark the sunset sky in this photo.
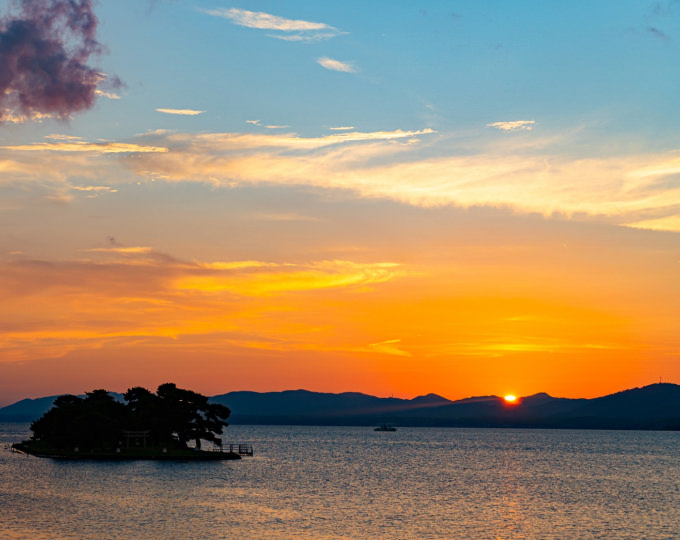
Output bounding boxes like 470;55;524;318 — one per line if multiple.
1;0;679;406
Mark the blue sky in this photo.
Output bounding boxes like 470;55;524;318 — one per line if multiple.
105;2;677;142
5;0;676;145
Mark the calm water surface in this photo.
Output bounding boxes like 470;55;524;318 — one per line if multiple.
1;423;679;539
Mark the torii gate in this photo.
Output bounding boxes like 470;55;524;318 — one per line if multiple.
122;430;151;448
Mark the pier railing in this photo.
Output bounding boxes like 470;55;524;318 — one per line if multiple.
191;441;253;456
220;443;254;456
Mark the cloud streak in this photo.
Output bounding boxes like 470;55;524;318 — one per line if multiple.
132;128;435;151
317;57;357;73
175;260;404;296
204;7;344;42
95;89;121;100
156;108;205;116
2;139;168;154
487;120;536;132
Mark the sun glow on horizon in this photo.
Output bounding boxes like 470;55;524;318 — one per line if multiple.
504;394;518;403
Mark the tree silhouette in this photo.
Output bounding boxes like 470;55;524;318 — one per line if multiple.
30;390;126;450
30;384;230;451
155;383;231;449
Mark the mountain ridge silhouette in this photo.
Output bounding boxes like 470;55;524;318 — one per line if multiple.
2;383;678;430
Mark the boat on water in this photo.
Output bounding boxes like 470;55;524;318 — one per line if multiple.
374;424;397;432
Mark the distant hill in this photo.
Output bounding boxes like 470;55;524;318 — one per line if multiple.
0;396;64;422
208;389;453;424
0;393;124;422
554;383;680;429
1;384;679;430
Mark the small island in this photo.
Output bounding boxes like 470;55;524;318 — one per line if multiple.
13;383;247;460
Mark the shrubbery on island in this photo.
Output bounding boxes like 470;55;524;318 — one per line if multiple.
14;383;241;460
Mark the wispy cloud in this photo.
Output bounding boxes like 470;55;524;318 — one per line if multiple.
206;7;328;31
487;120;536;132
156;108;205;116
204;7;344;42
253;213;321;222
368;339;412;357
317;57;357;73
6;125;680;233
1;109;56;124
95;89;121;100
175;260;405;296
0;244;411;366
46;134;84;141
246;119;289;129
83;246;153;254
70;185;118;196
119;129;680;231
626;215;680;232
200;260;281;271
440;338;624;356
329;126;355;131
132;128;435;151
2;140;168;154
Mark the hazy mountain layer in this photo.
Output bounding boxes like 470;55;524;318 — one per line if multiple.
2;384;679;430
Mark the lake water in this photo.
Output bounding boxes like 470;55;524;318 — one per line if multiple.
1;423;679;539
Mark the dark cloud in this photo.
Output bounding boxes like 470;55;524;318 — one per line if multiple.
0;0;118;123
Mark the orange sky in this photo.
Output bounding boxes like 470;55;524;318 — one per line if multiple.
1;193;678;405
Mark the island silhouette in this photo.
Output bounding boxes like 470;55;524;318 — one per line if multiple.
12;383;247;460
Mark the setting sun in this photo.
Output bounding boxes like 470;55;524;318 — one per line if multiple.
504;395;518;403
